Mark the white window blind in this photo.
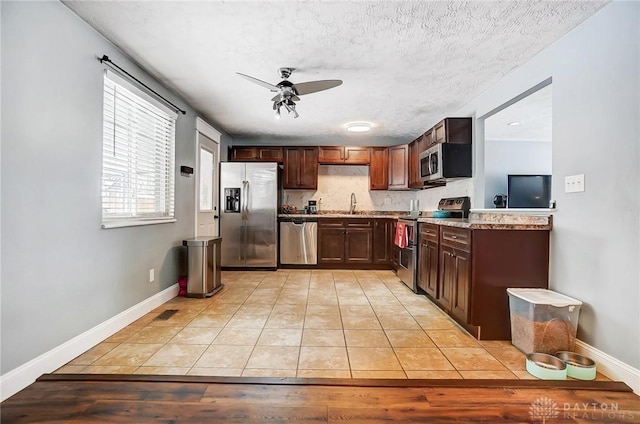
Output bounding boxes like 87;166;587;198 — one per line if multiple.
101;70;177;228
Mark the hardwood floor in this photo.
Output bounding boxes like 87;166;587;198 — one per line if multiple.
2;374;639;423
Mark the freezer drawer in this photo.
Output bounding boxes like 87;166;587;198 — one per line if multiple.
280;221;318;265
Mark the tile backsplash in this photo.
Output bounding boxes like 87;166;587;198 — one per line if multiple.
283;165;415;212
282;165;474;212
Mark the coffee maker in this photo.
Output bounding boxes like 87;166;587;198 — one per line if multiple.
307;200;318;214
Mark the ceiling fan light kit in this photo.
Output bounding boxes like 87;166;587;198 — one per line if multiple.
237;67;342;119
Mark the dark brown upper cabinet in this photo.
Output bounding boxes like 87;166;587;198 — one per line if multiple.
423;129;434;149
369;147;389;190
229;146;284;163
318;146;370;164
408;137;424;189
433;118;472;144
388;144;409;190
283;147;318;189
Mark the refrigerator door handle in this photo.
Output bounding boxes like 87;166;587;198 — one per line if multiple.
239;182;243;220
241;181;248;220
244;180;250;219
241;180;248;261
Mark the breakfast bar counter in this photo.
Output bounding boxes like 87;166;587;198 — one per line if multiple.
418;212;553;230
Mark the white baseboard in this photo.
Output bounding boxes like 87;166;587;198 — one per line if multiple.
0;284;179;402
574;339;640;394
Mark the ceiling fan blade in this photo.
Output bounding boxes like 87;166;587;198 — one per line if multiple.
237;72;279;91
293;79;342;96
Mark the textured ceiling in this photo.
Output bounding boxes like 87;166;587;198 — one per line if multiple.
485;84;552;142
62;0;608;145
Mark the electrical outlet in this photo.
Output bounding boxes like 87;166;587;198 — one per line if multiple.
564;174;585;193
149;269;155;283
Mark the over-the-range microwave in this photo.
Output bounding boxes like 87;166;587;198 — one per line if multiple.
419;142;472;183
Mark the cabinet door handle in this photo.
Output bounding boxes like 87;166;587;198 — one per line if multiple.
449;235;457;239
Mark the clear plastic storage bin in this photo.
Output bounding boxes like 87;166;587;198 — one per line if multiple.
507;288;582;354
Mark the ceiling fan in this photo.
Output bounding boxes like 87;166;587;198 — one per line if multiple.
237;68;342;119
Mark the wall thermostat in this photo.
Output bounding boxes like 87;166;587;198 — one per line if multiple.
180;166;193;176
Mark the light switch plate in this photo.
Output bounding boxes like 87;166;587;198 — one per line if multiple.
565;174;585;193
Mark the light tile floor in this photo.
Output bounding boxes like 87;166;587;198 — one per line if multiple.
55;270;608;380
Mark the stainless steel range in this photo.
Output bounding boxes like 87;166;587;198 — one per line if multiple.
396;217;418;292
437;196;471;218
396;196;471;293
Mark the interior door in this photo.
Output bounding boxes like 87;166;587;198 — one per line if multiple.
196;132;219;237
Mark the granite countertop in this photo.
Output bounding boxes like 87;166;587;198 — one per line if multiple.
418;213;552;230
278;210;411;219
278;211;552;230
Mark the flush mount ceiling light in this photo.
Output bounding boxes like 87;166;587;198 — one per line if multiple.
346;122;373;133
507;121;521;126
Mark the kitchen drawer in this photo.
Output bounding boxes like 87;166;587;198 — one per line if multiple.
346;219;372;228
419;223;438;242
440;226;471;250
318;218;345;228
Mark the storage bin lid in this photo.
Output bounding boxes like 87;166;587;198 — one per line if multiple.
183;236;222;246
507;288;582;307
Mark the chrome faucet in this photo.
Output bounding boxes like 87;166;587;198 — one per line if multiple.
350;192;357;214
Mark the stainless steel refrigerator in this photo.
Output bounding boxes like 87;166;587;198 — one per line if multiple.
220;162;278;268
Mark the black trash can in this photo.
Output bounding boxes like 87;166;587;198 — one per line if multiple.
182;237;223;298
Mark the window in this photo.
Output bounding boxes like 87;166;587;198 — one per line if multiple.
101;71;177;228
199;147;214;211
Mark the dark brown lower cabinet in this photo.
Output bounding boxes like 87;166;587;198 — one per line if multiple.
345;228;373;263
437;246;455;311
318;218;395;268
438;226;472;323
443;245;471;324
390;220;399;270
373;219;394;265
417;224;550;340
317;229;345;263
418;223;439;298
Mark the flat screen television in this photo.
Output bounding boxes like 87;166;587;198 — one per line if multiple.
507;174;552;208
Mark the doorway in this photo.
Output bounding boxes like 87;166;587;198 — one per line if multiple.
482;80;552;208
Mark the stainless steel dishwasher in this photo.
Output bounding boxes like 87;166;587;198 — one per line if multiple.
279;218;318;265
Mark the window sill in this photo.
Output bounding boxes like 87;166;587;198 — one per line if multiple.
102;218;177;229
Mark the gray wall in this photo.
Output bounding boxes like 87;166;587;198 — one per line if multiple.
460;2;638;367
548;1;638;368
2;0;638;377
484;140;552;208
0;1;203;374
